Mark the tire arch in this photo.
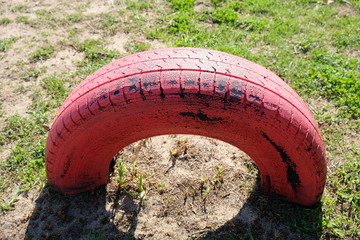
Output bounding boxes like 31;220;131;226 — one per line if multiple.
45;48;326;206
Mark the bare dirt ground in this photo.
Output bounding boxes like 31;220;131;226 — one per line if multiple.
1;135;306;240
0;0;327;239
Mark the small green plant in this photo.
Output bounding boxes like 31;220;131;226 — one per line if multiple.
135;174;146;202
99;13;121;35
159;182;166;194
22;68;46;81
42;76;68;105
0;187;22;212
11;5;29;13
213;167;224;185
167;0;195;11
116;159;147;203
0;18;12;25
65;13;83;24
78;39;119;63
124;41;151;53
29;46;55;62
211;7;239;25
126;0;150;10
0;37;17;52
117;158;127;186
75;39;120;78
167;13;196;34
34;9;59;27
15;16;37;25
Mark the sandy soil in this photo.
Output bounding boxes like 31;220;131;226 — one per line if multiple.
1;135;306;240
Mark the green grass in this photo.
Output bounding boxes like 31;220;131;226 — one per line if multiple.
0;18;12;25
0;114;48;192
64;12;83;24
126;0;151;10
11;5;29;13
29;46;55;62
124;41;151;53
98;13;122;35
75;39;121;77
42;76;70;105
0;37;17;52
15;16;38;26
323;158;360;237
21;68;46;82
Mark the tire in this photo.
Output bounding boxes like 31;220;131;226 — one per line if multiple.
45;48;326;206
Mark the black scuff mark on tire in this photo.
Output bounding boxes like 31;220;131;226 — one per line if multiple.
249;94;262;103
143;81;158;88
61;155;72;178
202;82;209;89
261;131;301;191
179;110;223;122
264;175;271;194
128;77;138;83
169;80;178;85
184;80;195;86
216;80;227;92
159;81;166;99
129;84;138;92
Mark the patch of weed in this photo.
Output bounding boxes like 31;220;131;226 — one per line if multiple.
239;16;269;31
75;39;120;77
15;16;30;24
242;0;280;15
0;113;48;192
35;9;59;27
126;0;151;10
65;13;83;24
167;13;197;34
0;37;17;52
99;13;121;35
116;159;147;204
29;46;55;63
124;41;150;53
211;6;239;25
67;27;81;40
0;115;38;145
0;18;12;25
321;153;360;238
294;49;360;119
42;76;69;105
0;187;22;212
167;0;195;11
21;67;46;82
11;5;29;13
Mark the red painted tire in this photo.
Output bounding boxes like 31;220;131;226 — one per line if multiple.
45;48;326;206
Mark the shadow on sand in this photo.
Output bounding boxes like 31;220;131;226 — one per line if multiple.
26;182;323;240
198;184;323;240
25;186;139;240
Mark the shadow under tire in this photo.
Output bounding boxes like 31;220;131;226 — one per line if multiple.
45;48;326;206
